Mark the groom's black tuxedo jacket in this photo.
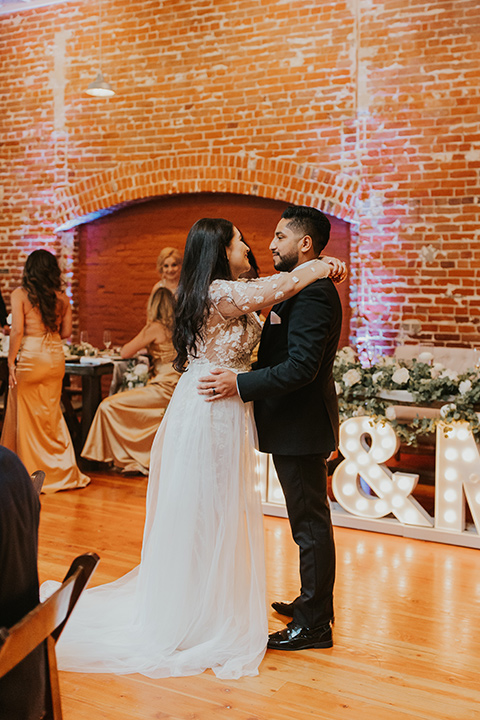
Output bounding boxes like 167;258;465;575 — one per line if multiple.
237;277;342;456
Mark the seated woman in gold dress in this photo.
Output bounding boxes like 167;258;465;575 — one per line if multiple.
81;287;180;475
1;250;90;493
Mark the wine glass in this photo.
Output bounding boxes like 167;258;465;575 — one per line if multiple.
103;330;112;352
473;347;480;369
80;330;88;345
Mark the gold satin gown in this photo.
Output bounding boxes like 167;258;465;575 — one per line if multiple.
0;308;90;493
81;340;180;474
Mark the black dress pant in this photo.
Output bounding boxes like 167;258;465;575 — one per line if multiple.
272;453;335;628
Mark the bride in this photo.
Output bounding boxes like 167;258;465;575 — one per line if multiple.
53;218;339;679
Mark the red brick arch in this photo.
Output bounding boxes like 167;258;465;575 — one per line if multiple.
55;154;359;231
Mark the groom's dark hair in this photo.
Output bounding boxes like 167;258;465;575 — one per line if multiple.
281;205;331;255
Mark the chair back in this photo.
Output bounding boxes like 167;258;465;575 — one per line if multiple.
31;470;46;495
0;552;99;719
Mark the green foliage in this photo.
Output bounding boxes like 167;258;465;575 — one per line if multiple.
334;347;480;445
63;341;96;357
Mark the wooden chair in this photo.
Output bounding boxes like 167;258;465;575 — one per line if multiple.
0;552;100;720
31;470;45;495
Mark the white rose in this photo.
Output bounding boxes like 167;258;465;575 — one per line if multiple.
431;362;444;379
343;368;362;387
372;371;384;384
392;367;410;385
440;369;458;382
418;351;433;364
339;346;356;362
459;379;472;395
134;363;149;377
335;381;343;395
385;406;396;420
440;403;456;418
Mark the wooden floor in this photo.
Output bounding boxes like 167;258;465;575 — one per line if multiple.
38;471;480;720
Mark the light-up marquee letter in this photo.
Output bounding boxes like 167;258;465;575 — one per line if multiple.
332;417;433;527
435;422;480;533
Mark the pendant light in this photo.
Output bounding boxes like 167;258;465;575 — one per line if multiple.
86;0;115;97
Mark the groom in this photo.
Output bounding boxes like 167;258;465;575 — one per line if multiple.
199;205;343;650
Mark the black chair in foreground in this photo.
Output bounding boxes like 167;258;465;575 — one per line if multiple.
31;470;46;495
0;552;100;720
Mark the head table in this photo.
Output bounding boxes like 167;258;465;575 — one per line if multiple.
63;359;114;451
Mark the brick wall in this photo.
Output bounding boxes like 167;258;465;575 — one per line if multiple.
1;0;479;349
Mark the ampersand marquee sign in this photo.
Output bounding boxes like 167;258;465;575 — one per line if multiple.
260;417;480;549
332;418;432;527
331;417;480;548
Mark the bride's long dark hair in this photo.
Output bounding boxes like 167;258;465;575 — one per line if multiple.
173;218;234;372
22;249;63;332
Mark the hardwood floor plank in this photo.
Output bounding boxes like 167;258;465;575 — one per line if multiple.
273;680;477;720
60;671;325;720
273;665;480;720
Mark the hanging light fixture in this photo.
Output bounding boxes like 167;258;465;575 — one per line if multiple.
86;0;115;97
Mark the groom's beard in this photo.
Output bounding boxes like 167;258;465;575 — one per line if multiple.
272;249;299;273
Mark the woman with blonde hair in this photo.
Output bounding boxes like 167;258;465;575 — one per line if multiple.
150;246;183;296
81;286;180;475
146;282;174;323
0;249;89;493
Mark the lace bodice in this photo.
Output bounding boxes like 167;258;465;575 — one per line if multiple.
187;265;330;372
188;281;262;371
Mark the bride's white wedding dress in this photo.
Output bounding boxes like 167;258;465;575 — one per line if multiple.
51;273;316;679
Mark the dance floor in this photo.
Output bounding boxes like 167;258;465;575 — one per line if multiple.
38;470;479;720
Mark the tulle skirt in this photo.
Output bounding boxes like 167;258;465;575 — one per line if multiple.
53;361;268;679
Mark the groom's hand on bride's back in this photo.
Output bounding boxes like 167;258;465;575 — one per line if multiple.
198;368;238;401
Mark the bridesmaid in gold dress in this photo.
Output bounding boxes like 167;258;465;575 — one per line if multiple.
0;250;89;493
81;287;180;475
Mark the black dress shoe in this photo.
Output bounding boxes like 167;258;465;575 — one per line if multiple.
267;621;332;651
271;601;335;625
271;600;295;617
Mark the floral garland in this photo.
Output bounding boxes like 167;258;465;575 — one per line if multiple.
333;346;480;445
63;341;96;357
